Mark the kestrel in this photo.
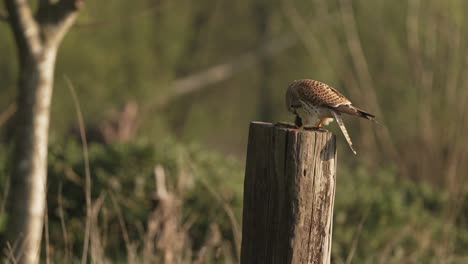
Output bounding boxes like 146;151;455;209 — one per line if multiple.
286;79;376;154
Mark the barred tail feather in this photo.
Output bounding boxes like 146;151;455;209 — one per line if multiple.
331;111;357;155
334;105;376;122
356;108;376;121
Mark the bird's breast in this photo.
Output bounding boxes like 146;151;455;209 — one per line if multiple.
301;104;333;118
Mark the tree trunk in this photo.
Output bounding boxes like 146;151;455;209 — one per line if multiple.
6;49;57;263
3;1;83;263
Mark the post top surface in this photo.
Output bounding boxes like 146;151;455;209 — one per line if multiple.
250;121;333;135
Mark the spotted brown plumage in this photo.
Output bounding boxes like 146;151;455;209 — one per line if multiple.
292;79;350;107
285;79;376;154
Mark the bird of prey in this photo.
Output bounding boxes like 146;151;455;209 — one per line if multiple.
286;79;376;154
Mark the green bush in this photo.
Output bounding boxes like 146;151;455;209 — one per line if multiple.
0;139;467;262
333;165;468;263
45;137;244;261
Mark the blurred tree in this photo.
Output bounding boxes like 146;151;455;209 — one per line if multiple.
170;1;215;137
254;0;274;122
2;0;83;263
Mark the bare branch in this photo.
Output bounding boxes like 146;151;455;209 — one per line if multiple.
53;0;84;20
4;0;84;54
172;34;296;94
138;34;297;127
146;34;297;112
37;0;84;45
38;0;50;12
4;0;41;55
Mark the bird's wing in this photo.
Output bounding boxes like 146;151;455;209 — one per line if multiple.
332;104;377;121
331;111;357;155
298;99;315;116
294;79;351;107
320;85;352;107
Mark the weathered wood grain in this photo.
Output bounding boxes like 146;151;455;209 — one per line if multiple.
240;122;337;264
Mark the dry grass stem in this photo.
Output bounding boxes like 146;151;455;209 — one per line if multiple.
57;182;70;262
64;76;92;264
110;192;137;264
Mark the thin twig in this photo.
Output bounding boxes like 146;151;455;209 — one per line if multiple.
0;176;10;216
44;203;50;264
5;242;19;264
193;224;221;264
89;192;107;263
0;102;17;128
345;208;370;264
109;192;136;264
193;171;241;261
64;75;92;264
377;224;412;264
58;182;70;262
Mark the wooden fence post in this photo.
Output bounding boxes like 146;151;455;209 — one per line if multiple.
240;122;337;264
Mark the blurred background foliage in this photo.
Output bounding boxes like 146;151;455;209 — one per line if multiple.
1;0;468;262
